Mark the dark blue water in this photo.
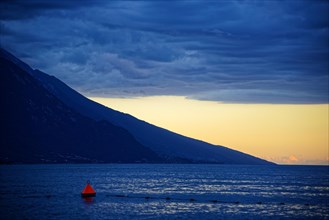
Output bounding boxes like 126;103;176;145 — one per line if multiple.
0;164;328;219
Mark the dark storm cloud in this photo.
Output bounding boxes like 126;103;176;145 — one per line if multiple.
0;0;328;103
0;0;98;20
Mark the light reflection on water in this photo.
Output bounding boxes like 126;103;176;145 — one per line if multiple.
0;164;328;219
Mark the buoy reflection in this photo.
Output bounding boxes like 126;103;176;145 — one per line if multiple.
83;197;95;203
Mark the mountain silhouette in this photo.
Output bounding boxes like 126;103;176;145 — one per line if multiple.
0;48;273;165
0;49;161;163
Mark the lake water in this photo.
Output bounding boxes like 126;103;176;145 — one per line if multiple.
0;164;328;219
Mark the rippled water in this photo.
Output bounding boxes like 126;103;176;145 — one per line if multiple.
0;164;328;219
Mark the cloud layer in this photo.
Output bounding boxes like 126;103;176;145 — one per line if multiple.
1;0;328;103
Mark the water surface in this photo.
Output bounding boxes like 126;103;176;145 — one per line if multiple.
0;164;328;219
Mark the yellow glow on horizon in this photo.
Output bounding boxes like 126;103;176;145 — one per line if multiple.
89;96;329;165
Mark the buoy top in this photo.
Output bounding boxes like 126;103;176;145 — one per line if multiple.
81;181;96;197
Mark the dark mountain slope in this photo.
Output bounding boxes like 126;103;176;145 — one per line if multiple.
0;48;273;165
31;72;273;165
0;56;162;163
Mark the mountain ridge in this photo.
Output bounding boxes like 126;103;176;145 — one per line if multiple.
0;50;162;163
0;48;274;165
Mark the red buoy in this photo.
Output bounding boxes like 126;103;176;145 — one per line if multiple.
81;181;96;197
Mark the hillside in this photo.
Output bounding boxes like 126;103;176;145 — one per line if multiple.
0;48;274;165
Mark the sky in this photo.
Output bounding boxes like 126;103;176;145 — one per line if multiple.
1;0;328;164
